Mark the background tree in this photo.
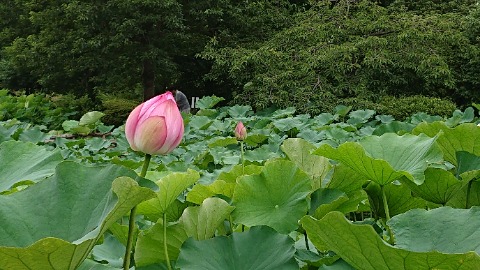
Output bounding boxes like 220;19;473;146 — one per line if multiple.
201;0;479;113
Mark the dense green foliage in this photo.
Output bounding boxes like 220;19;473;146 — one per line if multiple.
0;89;84;129
1;0;479;112
1;98;480;269
204;0;480;113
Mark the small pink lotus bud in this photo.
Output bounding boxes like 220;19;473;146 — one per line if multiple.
235;121;247;141
125;92;184;155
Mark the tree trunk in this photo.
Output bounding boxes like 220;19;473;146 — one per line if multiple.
142;59;155;101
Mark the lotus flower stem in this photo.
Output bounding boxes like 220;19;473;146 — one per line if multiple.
163;212;172;270
240;141;245;174
381;185;395;245
123;154;151;270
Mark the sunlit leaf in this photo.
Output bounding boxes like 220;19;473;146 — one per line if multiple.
413;122;480;166
79;111;105;126
179;197;234;240
281;138;332;190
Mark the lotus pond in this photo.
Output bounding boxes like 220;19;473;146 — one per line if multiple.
1;96;480;269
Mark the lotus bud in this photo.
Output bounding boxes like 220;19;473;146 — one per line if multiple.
235;121;247;141
125;92;184;155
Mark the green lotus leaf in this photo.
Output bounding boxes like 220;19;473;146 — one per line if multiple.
310;188;366;220
179;197;234;240
301;212;480;270
319;259;355;270
18;127;50;143
186;164;262;204
445;107;475;127
245;144;283;163
232;160;311;233
134;219;188;266
457;151;480;179
188;115;213;130
0;140;63;192
273;115;310;132
388;207;480;254
413;122;480;166
400;168;461;205
326;164;369;194
372;121;415;136
314;133;442;185
79;111;105;126
78;259;119;269
176;226;298;270
91;234;124;268
228;105;253;118
208;137;238;148
209;146;240;165
138;169;199;215
447;181;480;208
0;161;155;269
347;109;375;126
195;95;224;110
281;138;333;190
314;142;402;186
62;120;80;132
271;107;296;118
364;182;426;218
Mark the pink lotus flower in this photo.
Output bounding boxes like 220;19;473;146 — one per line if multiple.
235;121;247;141
125;92;184;155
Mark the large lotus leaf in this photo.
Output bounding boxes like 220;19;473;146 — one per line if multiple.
400;168;461;205
179;197;234;240
176;226;298;270
232;160;311;233
281;138;333;190
138;169;199;215
0;162;155;269
301;212;480;270
359;133;443;184
326;164;369;194
413;122;480;166
0;140;63;192
365;182;426;218
388;207;480;254
314;142;403;186
315;133;442;185
135;219;188;266
186;164;262;204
